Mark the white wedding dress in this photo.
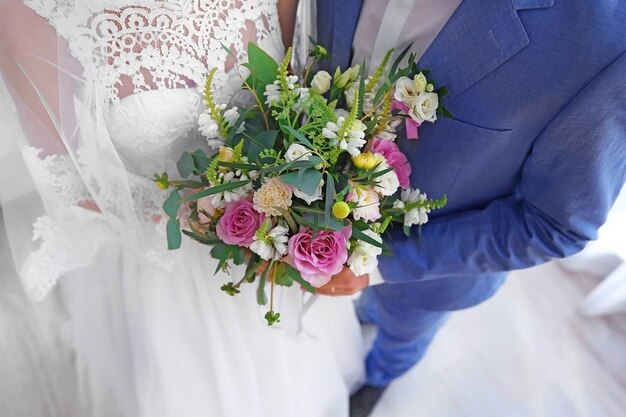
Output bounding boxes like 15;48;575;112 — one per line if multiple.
3;1;364;416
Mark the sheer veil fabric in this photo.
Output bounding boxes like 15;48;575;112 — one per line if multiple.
0;1;364;416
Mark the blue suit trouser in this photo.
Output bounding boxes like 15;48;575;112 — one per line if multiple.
356;287;450;387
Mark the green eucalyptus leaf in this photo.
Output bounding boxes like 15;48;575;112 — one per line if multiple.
248;130;278;161
177;152;196;178
166;218;182;250
163;189;181;219
280;168;322;196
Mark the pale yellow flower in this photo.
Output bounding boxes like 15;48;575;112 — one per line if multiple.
253;177;293;216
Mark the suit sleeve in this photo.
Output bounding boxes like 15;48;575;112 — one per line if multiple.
378;52;626;284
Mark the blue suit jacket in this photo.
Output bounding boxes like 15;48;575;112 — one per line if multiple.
317;0;626;310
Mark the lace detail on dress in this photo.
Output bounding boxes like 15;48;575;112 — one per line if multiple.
20;215;100;301
24;0;283;104
21;145;92;206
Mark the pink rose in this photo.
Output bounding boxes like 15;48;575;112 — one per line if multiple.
216;199;264;247
372;138;412;189
287;227;352;287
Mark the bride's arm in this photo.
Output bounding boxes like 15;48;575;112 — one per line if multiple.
0;0;62;146
277;0;299;49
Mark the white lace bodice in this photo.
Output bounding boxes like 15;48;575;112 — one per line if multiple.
23;0;284;221
24;0;284;103
18;0;285;299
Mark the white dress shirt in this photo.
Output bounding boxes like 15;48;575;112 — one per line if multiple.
352;0;462;285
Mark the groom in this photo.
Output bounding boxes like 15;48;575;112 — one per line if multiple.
315;0;626;415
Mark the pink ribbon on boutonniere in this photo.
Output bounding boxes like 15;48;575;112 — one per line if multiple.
391;99;421;140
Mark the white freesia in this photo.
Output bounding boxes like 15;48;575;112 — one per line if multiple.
264;81;281;106
198;111;223;147
394;188;431;227
285;143;312;162
322;117;367;157
250;223;290;261
311;70;332;94
210;171;253;209
409;92;439;124
349;188;381;222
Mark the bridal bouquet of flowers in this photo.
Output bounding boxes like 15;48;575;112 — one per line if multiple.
154;42;449;324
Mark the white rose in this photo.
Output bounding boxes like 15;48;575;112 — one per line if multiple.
348;253;379;276
413;72;427;93
311;70;332;94
409;92;439;124
393;76;418;105
285;143;312;162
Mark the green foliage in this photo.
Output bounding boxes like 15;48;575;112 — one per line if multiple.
280;168;322;196
366;48;394;94
166;218;182;250
264;311;281;326
221;282;241;296
248;130;278;161
181;180;251;201
284;263;315;293
163;189;181;219
246;43;279;85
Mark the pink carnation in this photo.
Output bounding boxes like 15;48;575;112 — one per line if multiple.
372;138;412;189
216;199;264;247
287;227;352;287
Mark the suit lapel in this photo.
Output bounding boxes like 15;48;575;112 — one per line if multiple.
418;0;554;102
330;0;364;71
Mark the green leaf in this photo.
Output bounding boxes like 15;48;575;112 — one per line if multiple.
163;189;181;219
273;263;293;287
357;63;366;116
166;218;182;250
247;43;279;85
324;173;335;227
389;44;413;79
210;243;244;275
191;149;210;173
182;229;220;245
217;161;259;171
248;130;278;161
280;168;322;196
261;157;323;175
182;180;251;201
284;263;315;293
177;152;196;178
352;227;384;249
282;125;315;149
257;272;268;306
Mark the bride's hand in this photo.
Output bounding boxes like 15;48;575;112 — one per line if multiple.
316;267;369;297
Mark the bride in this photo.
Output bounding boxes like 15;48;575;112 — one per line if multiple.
0;1;364;416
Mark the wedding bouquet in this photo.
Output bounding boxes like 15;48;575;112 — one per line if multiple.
154;41;449;325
